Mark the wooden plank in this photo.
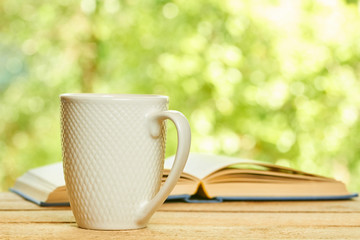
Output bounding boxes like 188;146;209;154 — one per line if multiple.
0;223;359;239
161;199;360;213
1;210;360;227
3;200;360;213
1;191;360;239
2;192;359;213
0;192;26;201
0;200;71;211
0;210;75;223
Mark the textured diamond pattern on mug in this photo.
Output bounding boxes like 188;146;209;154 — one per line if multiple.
61;100;167;227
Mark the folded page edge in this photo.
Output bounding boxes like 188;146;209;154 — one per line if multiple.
9;188;70;207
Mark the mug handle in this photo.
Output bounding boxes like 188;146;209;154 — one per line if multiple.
136;110;191;225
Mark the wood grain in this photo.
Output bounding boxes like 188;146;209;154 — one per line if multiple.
1;210;360;227
161;199;360;213
1;223;359;240
2;192;359;213
1;192;360;239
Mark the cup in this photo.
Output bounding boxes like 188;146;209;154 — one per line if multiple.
60;94;191;230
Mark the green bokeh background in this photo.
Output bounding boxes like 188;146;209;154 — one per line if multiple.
1;0;360;192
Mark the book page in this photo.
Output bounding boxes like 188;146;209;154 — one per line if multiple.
204;181;350;198
28;162;65;187
204;168;333;183
165;153;327;180
164;153;259;179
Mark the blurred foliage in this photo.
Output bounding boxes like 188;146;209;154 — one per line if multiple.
1;0;360;192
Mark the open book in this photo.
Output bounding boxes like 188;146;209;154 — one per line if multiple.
10;153;357;206
10;162;68;206
165;154;357;202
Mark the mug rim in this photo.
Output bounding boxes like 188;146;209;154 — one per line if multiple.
60;93;169;102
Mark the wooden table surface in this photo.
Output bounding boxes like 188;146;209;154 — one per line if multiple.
1;192;360;239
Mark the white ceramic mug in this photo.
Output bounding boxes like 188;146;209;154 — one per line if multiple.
60;94;191;230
